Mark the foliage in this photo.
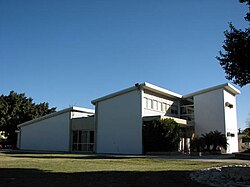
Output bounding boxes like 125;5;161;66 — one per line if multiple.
241;127;250;152
202;131;227;151
217;0;250;87
191;131;227;153
242;127;250;135
143;119;181;152
0;91;56;145
242;135;250;143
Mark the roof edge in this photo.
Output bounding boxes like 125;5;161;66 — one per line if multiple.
91;82;182;105
183;83;241;98
91;86;137;105
142;82;182;98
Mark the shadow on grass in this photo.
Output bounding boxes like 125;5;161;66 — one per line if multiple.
0;168;208;187
1;150;144;159
0;150;145;159
6;155;142;160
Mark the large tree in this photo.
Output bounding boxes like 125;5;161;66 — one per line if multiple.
217;0;250;87
0;91;56;146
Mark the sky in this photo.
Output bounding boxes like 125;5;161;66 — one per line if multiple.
0;0;249;130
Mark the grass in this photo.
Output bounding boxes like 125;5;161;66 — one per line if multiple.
0;153;240;187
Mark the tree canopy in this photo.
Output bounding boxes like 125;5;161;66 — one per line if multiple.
0;91;56;146
217;0;250;87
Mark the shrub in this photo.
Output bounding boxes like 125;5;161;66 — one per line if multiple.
190;131;227;153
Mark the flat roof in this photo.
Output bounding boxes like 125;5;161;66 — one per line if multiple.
17;106;95;128
91;82;182;104
183;83;241;98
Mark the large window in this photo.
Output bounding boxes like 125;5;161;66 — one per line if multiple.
72;130;94;152
144;96;178;116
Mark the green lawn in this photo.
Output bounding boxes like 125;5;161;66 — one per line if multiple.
0;153;238;187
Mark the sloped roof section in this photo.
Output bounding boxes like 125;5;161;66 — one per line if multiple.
183;83;241;98
17;106;94;128
142;82;182;99
91;82;182;104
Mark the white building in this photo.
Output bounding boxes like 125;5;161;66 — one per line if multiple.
92;82;240;154
17;107;94;152
17;82;240;154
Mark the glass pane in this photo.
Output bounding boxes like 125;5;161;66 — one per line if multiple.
78;131;82;143
82;131;88;143
73;131;77;143
144;97;148;108
72;144;77;151
90;131;94;143
153;100;157;110
78;144;82;151
82;144;88;151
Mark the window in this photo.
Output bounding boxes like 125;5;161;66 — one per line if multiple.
147;99;153;109
153;100;157;110
144;97;148;108
72;130;94;152
146;98;151;109
162;103;167;112
158;101;162;111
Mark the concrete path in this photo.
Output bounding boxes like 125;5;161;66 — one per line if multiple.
144;154;250;163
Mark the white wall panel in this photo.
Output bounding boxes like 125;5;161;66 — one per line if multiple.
20;112;70;152
96;89;142;154
194;89;225;136
224;90;238;153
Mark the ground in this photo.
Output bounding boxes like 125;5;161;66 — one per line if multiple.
0;151;247;187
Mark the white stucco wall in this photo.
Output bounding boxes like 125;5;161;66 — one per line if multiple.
194;89;225;136
224;90;238;153
20;112;70;152
194;88;239;153
95;89;142;154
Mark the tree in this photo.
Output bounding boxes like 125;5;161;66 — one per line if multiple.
217;0;250;87
0;91;56;146
143;119;181;152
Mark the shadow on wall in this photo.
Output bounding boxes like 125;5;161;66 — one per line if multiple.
0;168;208;187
